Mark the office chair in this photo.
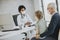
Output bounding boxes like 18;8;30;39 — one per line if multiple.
12;14;28;40
12;14;19;26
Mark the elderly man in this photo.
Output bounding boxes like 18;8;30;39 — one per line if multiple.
40;3;60;40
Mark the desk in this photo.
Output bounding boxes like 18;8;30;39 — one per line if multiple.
0;27;35;40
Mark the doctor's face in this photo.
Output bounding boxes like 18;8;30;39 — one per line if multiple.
20;8;26;14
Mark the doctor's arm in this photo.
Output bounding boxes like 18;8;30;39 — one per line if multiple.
25;14;34;27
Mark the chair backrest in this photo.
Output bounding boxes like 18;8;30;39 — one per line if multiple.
12;14;19;26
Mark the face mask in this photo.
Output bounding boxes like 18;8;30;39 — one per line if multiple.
22;11;26;14
21;11;25;18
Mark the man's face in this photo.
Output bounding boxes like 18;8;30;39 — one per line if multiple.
20;8;25;14
47;6;54;15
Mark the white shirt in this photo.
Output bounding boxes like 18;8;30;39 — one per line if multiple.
51;11;57;17
17;13;33;29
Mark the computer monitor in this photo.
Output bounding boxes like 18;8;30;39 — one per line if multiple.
0;13;15;30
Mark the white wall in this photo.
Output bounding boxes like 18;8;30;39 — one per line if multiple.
0;0;35;20
33;0;42;11
0;0;47;32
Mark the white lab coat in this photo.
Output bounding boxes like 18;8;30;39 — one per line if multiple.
17;13;35;39
17;14;33;28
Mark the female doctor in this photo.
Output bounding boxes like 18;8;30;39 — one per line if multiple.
17;5;35;40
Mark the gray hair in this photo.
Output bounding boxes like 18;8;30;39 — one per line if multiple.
48;3;56;10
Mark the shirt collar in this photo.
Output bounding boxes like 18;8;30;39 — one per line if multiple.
51;11;57;17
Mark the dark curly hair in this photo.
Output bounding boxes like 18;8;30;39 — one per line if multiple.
18;5;26;12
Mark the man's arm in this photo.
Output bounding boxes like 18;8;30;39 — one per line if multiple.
26;14;33;23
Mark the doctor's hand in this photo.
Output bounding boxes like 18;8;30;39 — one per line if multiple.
25;22;32;27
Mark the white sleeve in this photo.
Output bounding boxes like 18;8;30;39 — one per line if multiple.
26;14;33;23
17;15;25;29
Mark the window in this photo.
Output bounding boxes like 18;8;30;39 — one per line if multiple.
58;0;60;14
